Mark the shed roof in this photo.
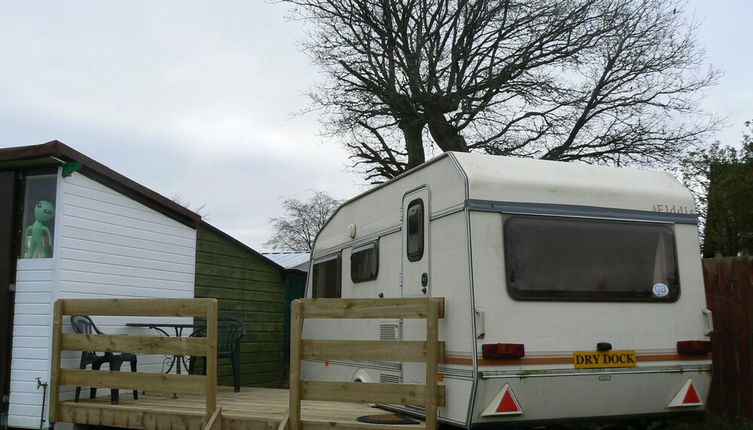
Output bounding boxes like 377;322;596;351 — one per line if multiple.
0;140;201;228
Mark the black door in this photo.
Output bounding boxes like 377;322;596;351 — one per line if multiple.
0;171;18;422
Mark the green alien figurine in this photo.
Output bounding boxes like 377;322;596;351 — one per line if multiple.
24;200;55;258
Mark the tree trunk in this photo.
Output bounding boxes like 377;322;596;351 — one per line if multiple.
427;113;469;153
399;118;426;169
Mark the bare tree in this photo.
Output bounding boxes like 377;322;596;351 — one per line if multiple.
283;0;718;182
170;193;210;219
264;191;342;252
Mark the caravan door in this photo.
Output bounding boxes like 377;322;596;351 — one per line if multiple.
401;186;431;390
401;187;430;297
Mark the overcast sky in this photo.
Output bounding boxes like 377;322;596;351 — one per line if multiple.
1;1;751;250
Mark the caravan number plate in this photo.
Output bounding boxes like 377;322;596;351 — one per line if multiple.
573;350;637;369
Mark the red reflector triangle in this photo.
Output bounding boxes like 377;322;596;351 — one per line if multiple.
683;383;700;404
668;379;703;408
496;391;520;413
481;384;523;416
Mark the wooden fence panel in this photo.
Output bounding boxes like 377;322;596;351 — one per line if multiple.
703;257;753;421
289;297;445;430
735;258;752;422
50;298;220;430
59;369;208;394
301;297;445;319
301;340;445;362
61;333;208;356
301;381;446;406
61;298;212;317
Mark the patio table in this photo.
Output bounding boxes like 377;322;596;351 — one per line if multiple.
125;322;203;397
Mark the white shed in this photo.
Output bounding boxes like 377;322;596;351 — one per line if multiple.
0;141;201;429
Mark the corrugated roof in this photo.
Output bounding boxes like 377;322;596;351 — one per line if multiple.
262;252;311;272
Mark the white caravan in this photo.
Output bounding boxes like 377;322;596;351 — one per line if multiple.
303;152;712;428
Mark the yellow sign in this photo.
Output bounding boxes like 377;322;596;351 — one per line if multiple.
573;350;637;369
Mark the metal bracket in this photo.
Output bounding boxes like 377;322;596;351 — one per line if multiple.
8;284;15;293
475;307;485;339
62;161;83;177
703;308;714;336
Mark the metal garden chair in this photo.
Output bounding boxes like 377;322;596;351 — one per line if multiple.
70;315;138;404
188;316;246;392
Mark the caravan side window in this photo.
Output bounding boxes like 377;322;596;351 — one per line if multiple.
312;253;341;298
351;240;379;283
406;199;424;262
504;216;679;302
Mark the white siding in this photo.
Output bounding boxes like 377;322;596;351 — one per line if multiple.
7;259;54;429
55;172;197;377
8;171;198;429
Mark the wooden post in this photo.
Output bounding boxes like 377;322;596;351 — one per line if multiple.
48;299;64;424
289;300;303;430
424;298;439;430
205;299;218;423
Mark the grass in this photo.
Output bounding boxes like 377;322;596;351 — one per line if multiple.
507;416;753;430
662;416;753;430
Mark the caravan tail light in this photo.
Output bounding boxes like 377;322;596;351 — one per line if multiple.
677;340;712;355
482;343;525;359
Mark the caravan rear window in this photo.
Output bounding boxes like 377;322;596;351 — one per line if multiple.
312;254;341;298
504;216;679;302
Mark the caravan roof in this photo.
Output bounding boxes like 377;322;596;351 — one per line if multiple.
315;153;696;254
452;152;694;212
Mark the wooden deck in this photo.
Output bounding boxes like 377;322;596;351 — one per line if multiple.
59;386;427;430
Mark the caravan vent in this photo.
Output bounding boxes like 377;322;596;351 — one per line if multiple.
380;323;399;341
380;373;401;384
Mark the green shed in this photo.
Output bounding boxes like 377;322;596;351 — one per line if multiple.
194;222;288;388
261;252;309;389
261;252;310;365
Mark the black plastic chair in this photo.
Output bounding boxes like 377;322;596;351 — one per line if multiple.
70;315;138;404
189;316;246;392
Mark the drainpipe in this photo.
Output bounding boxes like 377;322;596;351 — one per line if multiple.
36;378;48;430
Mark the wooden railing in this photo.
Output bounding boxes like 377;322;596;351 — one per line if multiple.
288;297;446;430
49;298;222;430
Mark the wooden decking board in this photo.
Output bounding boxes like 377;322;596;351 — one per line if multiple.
60;386;426;430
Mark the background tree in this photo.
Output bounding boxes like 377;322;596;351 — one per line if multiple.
681;120;753;256
170;194;210;219
265;191;342;252
284;0;718;183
